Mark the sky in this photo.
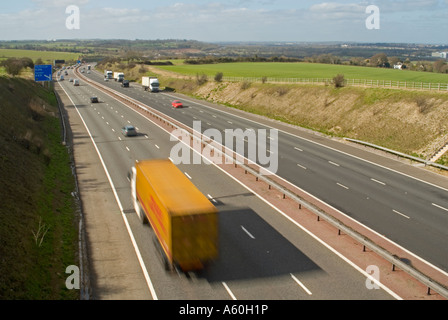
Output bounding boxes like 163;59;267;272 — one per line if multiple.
0;0;447;44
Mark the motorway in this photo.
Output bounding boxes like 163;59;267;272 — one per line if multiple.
83;66;448;275
56;66;447;299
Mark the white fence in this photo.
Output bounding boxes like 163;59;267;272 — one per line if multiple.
222;76;448;91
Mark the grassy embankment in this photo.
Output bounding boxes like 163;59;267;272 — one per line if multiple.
0;74;79;299
97;60;448;165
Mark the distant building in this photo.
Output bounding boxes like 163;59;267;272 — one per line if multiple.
432;52;448;59
394;62;403;70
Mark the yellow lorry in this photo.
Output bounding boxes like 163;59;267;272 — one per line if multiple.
130;159;218;272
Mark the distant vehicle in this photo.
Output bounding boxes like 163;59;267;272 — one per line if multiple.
87;65;91;70
129;159;219;272
104;70;113;79
90;97;99;103
114;72;124;82
69;78;74;82
64;71;68;75
122;125;138;137
142;76;160;92
172;100;183;108
121;80;129;87
104;77;109;81
59;75;64;81
73;79;79;86
87;71;91;74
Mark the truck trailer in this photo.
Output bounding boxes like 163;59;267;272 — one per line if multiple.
142;76;160;92
130;159;218;272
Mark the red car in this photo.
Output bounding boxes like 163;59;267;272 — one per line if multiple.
172;100;183;108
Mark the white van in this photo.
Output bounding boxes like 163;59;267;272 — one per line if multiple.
73;79;79;86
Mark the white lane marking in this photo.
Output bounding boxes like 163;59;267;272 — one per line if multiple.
222;282;237;300
241;226;255;239
393;210;410;219
290;273;312;295
371;178;386;186
297;163;307;170
126;146;130;152
329;161;340;167
207;194;218;203
432;203;448;212
294;147;303;152
155;144;160;149
184;172;192;179
337;183;349;190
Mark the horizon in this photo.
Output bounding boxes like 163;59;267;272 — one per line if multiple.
0;1;447;44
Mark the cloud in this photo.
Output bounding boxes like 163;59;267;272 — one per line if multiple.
32;0;90;8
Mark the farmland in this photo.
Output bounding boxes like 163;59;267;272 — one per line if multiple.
157;61;448;84
0;49;80;63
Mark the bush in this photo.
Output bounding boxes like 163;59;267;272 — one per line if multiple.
214;72;223;82
0;58;34;77
196;73;208;85
333;74;345;88
241;81;251;90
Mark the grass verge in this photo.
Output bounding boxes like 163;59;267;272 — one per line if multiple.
0;76;79;299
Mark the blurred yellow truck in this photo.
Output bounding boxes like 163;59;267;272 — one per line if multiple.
130;159;218;272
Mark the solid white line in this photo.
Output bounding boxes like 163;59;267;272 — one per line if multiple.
371;178;386;186
184;172;192;179
393;210;410;219
241;226;256;239
290;273;312;295
58;83;158;300
329;161;340;167
222;282;237;300
432;203;448;212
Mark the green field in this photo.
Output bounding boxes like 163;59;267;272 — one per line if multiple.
157;62;448;84
0;49;80;63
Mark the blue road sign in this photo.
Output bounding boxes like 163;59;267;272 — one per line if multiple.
34;65;53;82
